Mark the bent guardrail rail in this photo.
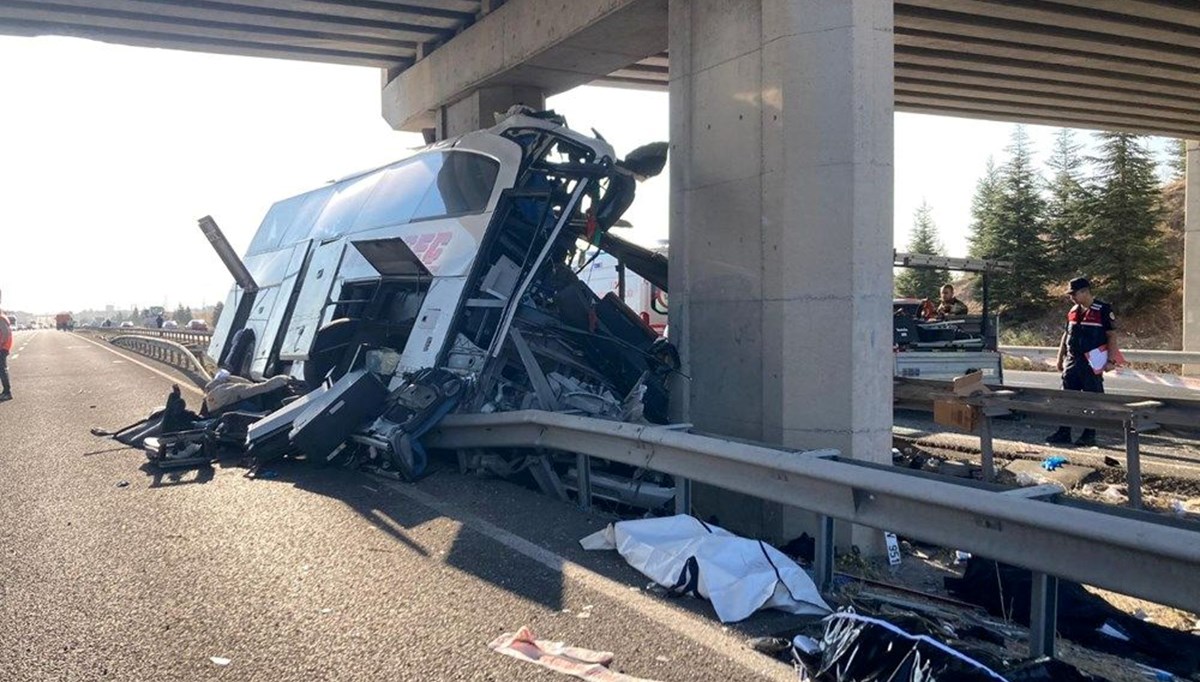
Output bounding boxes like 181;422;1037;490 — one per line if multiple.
74;327;213;385
1001;345;1200;366
423;409;1200;621
107;335;214;384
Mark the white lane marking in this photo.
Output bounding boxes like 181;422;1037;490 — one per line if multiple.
371;476;797;682
71;333;204;397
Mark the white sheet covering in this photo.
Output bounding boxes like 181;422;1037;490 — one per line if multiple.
580;515;830;623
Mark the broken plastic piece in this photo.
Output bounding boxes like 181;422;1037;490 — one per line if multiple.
1041;456;1069;471
488;626;658;682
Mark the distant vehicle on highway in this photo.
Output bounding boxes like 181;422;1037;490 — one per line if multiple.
163;320;179;329
120;321;135;328
187;319;209;332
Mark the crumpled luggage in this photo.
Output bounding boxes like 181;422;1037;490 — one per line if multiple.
798;611;1008;682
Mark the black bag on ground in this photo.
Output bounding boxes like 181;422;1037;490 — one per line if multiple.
798;611;1007;682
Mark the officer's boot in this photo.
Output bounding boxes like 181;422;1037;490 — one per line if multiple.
1045;427;1072;445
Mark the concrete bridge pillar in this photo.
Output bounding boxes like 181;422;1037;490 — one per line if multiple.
435;85;546;140
668;0;894;548
1185;140;1200;376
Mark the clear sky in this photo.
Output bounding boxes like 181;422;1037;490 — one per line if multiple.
0;36;1177;314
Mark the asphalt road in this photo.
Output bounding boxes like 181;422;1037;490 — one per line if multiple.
0;330;797;682
1005;369;1200;400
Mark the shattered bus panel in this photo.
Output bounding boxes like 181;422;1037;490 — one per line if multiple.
204;111;678;503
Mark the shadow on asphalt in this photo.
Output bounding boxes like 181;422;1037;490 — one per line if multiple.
138;460;215;488
82;445;136;457
274;459;568;611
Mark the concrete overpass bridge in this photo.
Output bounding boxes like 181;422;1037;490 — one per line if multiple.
3;0;1199;539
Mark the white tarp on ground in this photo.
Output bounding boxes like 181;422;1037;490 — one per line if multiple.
580;515;831;623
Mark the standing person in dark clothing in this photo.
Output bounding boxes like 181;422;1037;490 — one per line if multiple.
0;311;12;401
1046;277;1120;446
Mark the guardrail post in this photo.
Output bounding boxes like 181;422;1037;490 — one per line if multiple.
576;453;592;512
1029;571;1058;658
674;477;691;515
979;415;995;482
1124;420;1142;510
815;514;835;593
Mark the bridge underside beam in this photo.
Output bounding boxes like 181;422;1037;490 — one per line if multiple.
0;1;493;69
597;1;1200;140
892;0;1200;138
380;0;667;132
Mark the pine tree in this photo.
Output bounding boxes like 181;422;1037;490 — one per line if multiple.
895;202;948;298
1168;138;1187;181
1044;129;1089;281
973;126;1050;317
1084;132;1167;308
968;158;1002;260
173;304;193;325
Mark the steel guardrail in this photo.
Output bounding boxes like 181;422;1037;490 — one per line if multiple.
75;327;213;384
894;376;1200;508
1001;345;1200;366
424;410;1200;616
895;377;1200;432
107;335;214;384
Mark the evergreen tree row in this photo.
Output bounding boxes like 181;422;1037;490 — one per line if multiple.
966;125;1174;319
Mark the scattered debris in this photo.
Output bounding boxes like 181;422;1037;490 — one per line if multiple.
884;532;903;567
794;610;1009;682
1041;455;1069;471
488;626;658;682
209;656;231;666
747;636;791;655
945;557;1200;678
1006;459;1094;490
580;515;829;623
780;533;815;564
115;480;129;488
1004;657;1104;681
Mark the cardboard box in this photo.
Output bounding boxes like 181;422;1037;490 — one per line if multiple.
952;370;991;398
934;399;980;432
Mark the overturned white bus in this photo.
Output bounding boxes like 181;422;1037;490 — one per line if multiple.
198;109;677;504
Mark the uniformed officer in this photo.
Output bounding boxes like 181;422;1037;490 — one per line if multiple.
1046;277;1120;447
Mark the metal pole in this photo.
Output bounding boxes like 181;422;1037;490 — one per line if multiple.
616;262;627;299
674;477;691;515
1029;572;1059;658
1125;421;1142;510
979;416;995;482
981;272;991;345
815;515;835;593
576;453;592;512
